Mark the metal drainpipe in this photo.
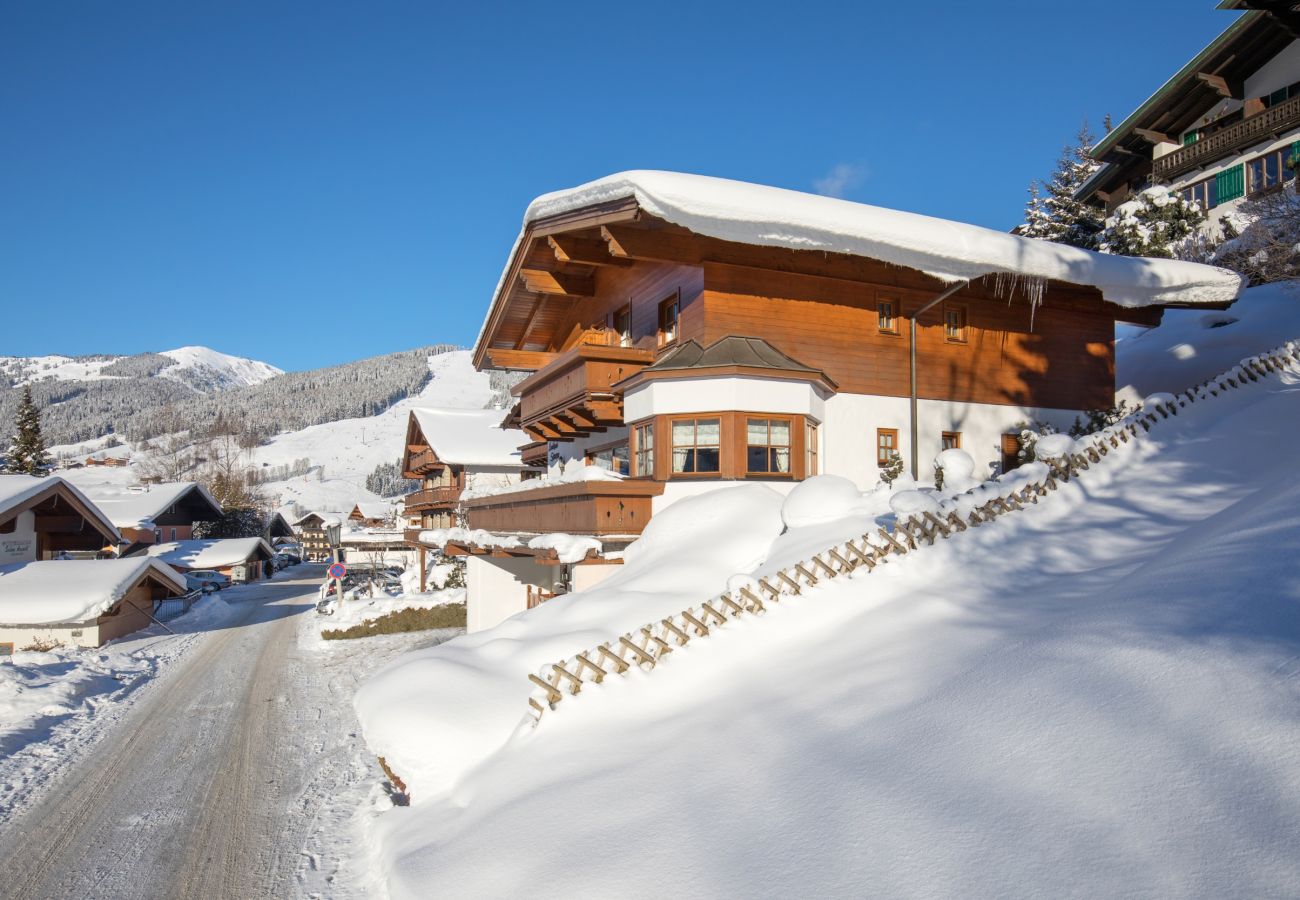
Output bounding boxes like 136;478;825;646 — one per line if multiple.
910;279;971;481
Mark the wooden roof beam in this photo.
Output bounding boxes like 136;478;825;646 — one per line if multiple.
514;294;549;350
600;224;702;264
1196;71;1242;99
483;348;558;371
548;234;633;267
519;267;596;297
1135;127;1176;145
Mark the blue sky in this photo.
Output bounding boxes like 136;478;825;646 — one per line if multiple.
1;1;1233;371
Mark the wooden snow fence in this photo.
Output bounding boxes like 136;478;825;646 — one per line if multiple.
524;341;1300;726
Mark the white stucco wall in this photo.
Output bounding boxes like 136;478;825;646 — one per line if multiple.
465;467;525;493
571;563;621;593
623;376;828;423
465;554;559;634
550;426;631;471
821;393;1082;488
0;622;99;651
0;511;38;566
1245;39;1300;101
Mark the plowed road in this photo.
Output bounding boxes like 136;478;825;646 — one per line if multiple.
0;569;360;899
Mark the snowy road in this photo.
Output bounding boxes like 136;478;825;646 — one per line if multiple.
0;568;389;899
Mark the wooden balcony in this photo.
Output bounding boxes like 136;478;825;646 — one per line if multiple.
1154;94;1300;180
463;479;664;536
404;528;424;545
514;341;655;443
404;447;441;477
404;486;460;512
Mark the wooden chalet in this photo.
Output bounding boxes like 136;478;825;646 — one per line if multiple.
0;475;122;565
293;512;334;562
72;482;224;551
450;170;1243;632
1080;3;1300;234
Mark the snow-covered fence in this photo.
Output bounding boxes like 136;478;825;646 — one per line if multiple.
524;341;1300;727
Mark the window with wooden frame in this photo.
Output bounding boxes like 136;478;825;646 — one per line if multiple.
877;428;899;467
586;441;630;476
670;417;721;474
1246;146;1297;197
1179;177;1217;212
943;304;967;343
941;431;961;451
877;297;898;334
657;293;680;347
745;418;792;475
805;422;819;476
633;422;655;477
609;303;632;347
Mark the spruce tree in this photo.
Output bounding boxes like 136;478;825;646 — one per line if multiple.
5;387;52;476
1021;120;1105;250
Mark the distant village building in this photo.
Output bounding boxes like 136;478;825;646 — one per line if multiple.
349;502;395;528
399;408;529;591
73;482;224;551
84;448;131;467
447;170;1241;631
1079;4;1300;238
143;537;276;584
293;512;334;562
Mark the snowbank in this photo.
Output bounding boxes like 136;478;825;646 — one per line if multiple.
526;534;602;563
353;484;785;800
780;475;863;527
368;337;1300;899
1116;281;1300;402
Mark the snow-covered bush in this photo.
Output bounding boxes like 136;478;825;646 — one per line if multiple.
878;452;904;486
1100;186;1205;259
1211;182;1300;284
1069;400;1134;438
933;448;979;493
782;475;862;527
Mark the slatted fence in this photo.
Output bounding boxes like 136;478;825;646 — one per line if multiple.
524;341;1300;726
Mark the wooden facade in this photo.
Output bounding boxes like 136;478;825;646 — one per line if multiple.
462;480;663;536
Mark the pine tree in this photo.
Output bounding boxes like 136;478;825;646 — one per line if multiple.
1098;185;1205;258
1021;121;1105;249
5;387;52;476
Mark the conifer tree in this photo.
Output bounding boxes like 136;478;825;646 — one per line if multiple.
1021;121;1105;250
5;387;52;476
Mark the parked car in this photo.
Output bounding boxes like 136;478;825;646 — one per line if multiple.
185;570;231;592
272;554;295;571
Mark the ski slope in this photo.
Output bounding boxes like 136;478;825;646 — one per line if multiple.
358;321;1300;896
251;350;496;515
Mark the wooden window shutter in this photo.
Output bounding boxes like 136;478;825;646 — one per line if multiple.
1214;164;1244;205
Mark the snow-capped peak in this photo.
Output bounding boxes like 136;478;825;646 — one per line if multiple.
158;346;283;392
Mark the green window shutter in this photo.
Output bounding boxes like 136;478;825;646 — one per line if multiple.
1214;164;1245;204
1270;87;1288;106
1183;131;1199;146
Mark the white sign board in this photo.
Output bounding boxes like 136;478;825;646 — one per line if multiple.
0;534;36;566
231;564;247;583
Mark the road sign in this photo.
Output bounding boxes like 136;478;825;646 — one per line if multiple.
328;562;347;579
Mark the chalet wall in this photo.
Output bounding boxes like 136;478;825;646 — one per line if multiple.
554;262;704;352
623;376;827;423
466;555;554;633
0;622;99;650
96;582;156;644
699;263;1115;411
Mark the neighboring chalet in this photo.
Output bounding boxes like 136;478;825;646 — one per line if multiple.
349;502;395;528
0;475;122;564
144;538;276;583
263;511;296;544
294;511;333;562
1079;3;1300;236
451;170;1243;630
84;448;131;467
400;407;528;591
73;482;223;551
0;558;186;651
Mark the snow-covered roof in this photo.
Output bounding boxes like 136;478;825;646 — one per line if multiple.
493;170;1245;320
352;502;394;520
144;537;273;570
410;408;524;468
73;482;222;530
0;557;186;625
0;474;123;543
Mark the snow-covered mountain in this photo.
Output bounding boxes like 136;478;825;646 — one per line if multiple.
0;346;281;392
157;347;283;391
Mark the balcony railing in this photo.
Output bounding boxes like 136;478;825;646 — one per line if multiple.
404;448;441;476
514;344;655;442
1154;93;1300;180
404;486;460;511
404;528;424;545
463;479;664;536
